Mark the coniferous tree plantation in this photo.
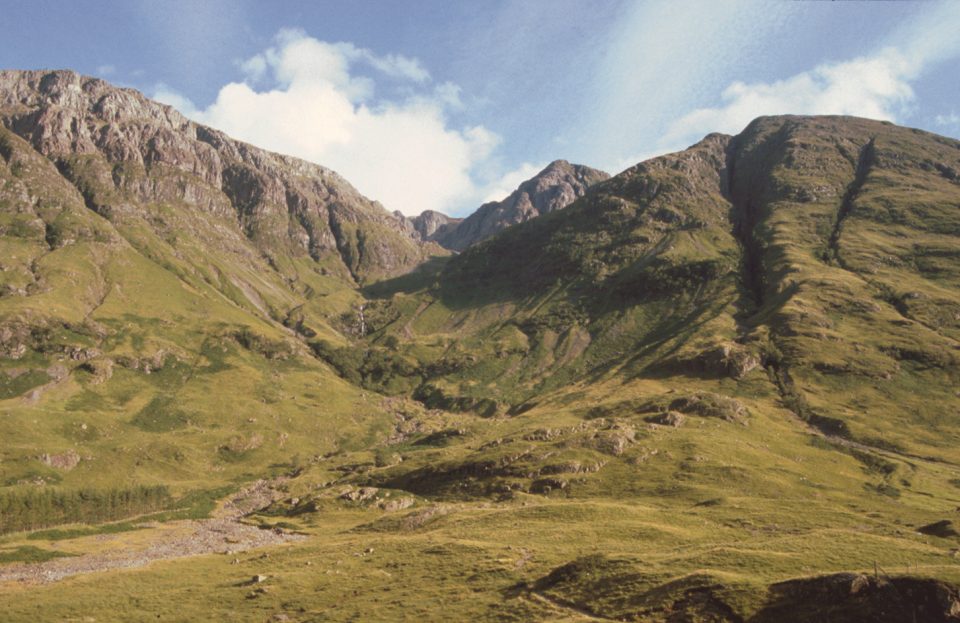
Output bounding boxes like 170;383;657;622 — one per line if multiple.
0;486;170;534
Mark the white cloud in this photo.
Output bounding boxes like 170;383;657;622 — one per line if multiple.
360;50;430;84
238;55;268;83
580;1;960;171
433;82;464;110
155;30;497;217
660;48;919;151
96;65;116;77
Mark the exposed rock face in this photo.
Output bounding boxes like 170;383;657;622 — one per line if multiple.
408;210;462;242
0;69;433;284
433;160;609;251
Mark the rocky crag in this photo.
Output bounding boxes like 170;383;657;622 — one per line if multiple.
411;160;608;251
0;69;436;286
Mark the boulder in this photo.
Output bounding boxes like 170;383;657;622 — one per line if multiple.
645;411;686;427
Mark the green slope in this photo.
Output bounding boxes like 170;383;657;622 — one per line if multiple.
0;125;392;506
0;70;440;512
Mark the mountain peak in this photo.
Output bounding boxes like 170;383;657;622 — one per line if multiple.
541;158;571;170
428;159;609;251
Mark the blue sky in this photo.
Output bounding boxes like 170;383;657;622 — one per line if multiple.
2;0;960;216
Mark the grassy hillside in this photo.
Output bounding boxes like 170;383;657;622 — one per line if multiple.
0;126;393;508
0;71;433;517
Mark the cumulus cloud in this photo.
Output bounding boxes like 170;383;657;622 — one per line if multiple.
653;3;960;154
660;49;919;151
155;29;498;216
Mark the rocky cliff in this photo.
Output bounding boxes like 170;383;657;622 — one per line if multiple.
407;209;462;242
427;159;608;251
0;69;435;285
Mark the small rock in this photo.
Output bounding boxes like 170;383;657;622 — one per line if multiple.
39;449;81;471
530;478;568;494
668;392;749;424
339;486;379;502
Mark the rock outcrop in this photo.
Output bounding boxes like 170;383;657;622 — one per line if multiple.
429;160;608;251
407;210;462;242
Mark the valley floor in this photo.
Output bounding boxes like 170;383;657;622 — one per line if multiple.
3;464;960;621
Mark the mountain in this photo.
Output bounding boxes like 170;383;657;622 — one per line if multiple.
0;70;436;286
0;69;444;500
418;159;609;251
407;209;462;242
1;69;960;623
313;115;960;620
402;115;960;458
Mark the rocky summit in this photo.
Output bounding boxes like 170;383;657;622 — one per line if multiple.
423;159;609;251
1;70;960;623
406;209;462;244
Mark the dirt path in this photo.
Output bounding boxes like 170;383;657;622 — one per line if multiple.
0;478;304;585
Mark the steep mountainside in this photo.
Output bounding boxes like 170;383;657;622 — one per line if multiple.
0;70;435;286
2;76;960;623
362;132;743;407
426;159;609;250
0;69;443;499
296;115;960;620
407;116;960;458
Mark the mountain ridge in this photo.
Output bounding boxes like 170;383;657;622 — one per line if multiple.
426;159;609;251
0;68;438;286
